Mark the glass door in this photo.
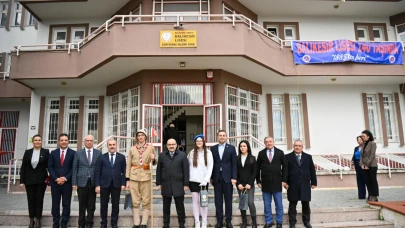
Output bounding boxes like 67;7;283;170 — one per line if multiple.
204;104;222;146
142;104;163;153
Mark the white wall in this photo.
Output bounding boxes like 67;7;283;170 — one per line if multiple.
260;84;405;155
258;16;397;41
0;100;30;159
27;91;41;146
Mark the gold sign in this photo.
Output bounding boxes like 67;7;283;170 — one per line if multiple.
160;30;197;48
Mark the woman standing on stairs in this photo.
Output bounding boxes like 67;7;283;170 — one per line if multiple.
20;134;50;228
188;134;214;228
126;129;156;228
360;130;379;202
236;140;257;228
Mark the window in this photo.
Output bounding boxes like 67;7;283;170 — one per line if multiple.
127;5;141;22
366;94;398;143
290;95;304;142
0;111;19;165
272;95;286;144
154;0;209;22
84;98;99;143
13;3;21;26
396;24;405;42
226;85;260;147
64;98;80;145
70;27;85;48
52;28;68;49
1;2;8;27
111;87;140;154
45;99;60;146
354;23;387;41
27;13;35;26
263;22;300;41
49;24;89;48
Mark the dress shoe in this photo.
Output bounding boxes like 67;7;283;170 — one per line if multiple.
179;223;185;228
86;225;93;228
289;225;295;228
140;226;147;228
216;221;223;228
303;223;312;228
61;224;67;228
100;225;107;228
226;222;233;228
162;223;170;228
112;225;118;228
276;224;282;228
133;226;140;228
52;225;60;228
263;224;273;228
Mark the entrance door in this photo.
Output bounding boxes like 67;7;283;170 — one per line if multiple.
204;104;222;146
142;104;163;152
0;111;19;165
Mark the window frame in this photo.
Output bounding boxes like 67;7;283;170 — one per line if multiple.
0;2;7;27
263;22;300;40
13;2;21;26
64;98;80;146
272;95;287;144
354;23;388;41
382;94;398;142
44;98;60;147
154;0;210;22
84;98;100;144
48;24;89;49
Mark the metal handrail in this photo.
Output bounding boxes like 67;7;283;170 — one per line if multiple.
1;72;9;80
14;43;77;56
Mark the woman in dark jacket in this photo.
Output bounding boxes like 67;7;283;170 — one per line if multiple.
352;136;367;199
360;130;379;202
236;140;257;228
20;134;50;228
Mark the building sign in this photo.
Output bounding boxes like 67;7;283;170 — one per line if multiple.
160;30;197;48
292;40;403;65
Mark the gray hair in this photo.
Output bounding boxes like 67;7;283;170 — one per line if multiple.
293;139;303;146
263;136;274;142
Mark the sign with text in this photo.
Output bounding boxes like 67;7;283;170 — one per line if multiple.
292;40;403;65
160;30;197;48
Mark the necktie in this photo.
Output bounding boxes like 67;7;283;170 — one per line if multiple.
268;151;273;163
87;150;91;165
60;150;65;166
170;152;174;158
297;155;301;166
110;154;114;168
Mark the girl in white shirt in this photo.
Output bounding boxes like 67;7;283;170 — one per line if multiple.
188;134;214;228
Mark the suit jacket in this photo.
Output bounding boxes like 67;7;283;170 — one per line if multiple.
236;154;257;187
20;148;50;185
48;148;76;186
285;151;317;201
156;150;189;197
94;152;126;189
361;141;377;168
256;147;288;192
352;146;360;162
72;148;102;187
211;143;237;184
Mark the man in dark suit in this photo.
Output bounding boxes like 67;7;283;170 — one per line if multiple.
95;139;126;228
210;130;237;228
48;133;76;228
284;140;317;228
156;138;189;228
72;135;102;228
256;137;288;228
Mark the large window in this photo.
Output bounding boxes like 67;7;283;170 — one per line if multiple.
366;94;398;142
154;0;209;21
45;99;60;146
0;2;7;27
226;85;260;146
271;94;306;146
65;98;80;145
111;88;140;153
84;98;99;143
0;111;19;165
354;23;388;41
13;2;21;26
263;22;300;41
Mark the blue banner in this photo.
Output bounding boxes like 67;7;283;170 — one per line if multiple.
292;40;403;65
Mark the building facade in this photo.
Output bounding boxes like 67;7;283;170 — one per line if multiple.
1;0;405;164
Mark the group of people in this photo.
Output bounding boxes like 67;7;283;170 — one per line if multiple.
155;130;317;228
19;127;334;228
352;130;380;202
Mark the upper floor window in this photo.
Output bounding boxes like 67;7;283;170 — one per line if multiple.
127;5;141;22
0;2;8;27
396;24;405;42
28;13;36;26
154;0;209;22
13;2;22;26
49;24;89;49
354;23;388;41
263;22;300;41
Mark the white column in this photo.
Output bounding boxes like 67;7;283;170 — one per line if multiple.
27;91;41;149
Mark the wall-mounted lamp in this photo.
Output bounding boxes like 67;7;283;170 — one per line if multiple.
206;70;214;81
180;62;186;67
61;81;67;85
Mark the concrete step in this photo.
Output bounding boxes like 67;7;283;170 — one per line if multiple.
0;207;383;227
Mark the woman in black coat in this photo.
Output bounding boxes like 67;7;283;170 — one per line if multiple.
20;134;50;228
236;140;257;228
360;130;379;202
351;136;367;199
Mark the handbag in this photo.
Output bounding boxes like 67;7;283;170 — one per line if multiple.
124;192;132;210
45;175;51;186
238;189;249;210
200;186;209;207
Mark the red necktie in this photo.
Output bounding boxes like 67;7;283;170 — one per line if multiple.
61;150;65;166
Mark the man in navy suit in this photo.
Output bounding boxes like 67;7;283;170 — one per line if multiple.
95;139;126;228
72;135;102;228
48;133;76;228
210;130;237;228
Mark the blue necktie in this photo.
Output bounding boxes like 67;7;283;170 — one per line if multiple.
110;154;114;168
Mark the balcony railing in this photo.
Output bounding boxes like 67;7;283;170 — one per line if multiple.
1;72;10;80
14;14;284;55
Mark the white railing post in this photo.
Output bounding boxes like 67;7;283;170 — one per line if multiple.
68;43;71;54
232;14;235;27
106;20;110;32
7;159;12;194
77;41;82;52
16;46;20;56
386;153;392;178
13;160;17;185
176;15;180;27
122;16;125;27
338;154;343;180
249;19;252;30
